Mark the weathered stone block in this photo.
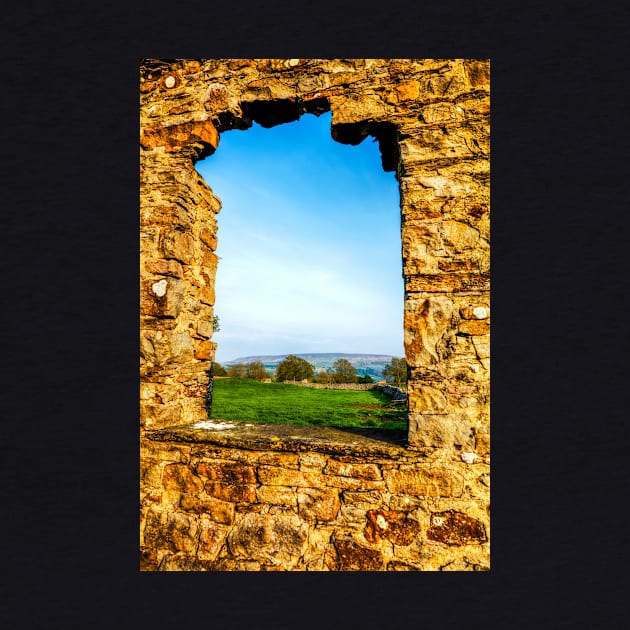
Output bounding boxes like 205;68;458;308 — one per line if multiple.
194;339;212;359
141;401;182;430
459;304;490;320
140;205;192;230
321;474;385;491
324;460;382;480
196;460;257;484
384;466;463;497
140;277;186;318
404;296;454;367
159;229;195;265
338;505;369;528
342;490;383;506
140;459;164;488
258;452;299;468
178;494;235;525
458;320;490;336
195;319;215;339
143;509;199;554
395;80;420;101
399;131;474;164
298;452;328;472
427;510;487;546
408;413;474;449
170;332;194;360
256;485;296;507
141;119;219;154
404;272;490;293
257;465;309;487
333;538;384;571
472;335;490;359
204;480;257;503
199;247;218;270
227;513;308;566
244;78;296;101
420;101;466;125
297;487;341;523
407;383;447;413
197;516;229;561
388;494;429;512
198;284;215;306
145;259;184;278
364;509;422;545
162;463;204;495
441;220;481;252
199;226;218;250
474;426;491;456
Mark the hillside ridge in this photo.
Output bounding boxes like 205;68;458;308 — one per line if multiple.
222;352;401;380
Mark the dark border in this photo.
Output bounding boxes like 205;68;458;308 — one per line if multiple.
5;0;627;628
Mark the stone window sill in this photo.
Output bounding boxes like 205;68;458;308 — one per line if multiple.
145;419;416;459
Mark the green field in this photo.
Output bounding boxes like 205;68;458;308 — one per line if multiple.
210;378;408;430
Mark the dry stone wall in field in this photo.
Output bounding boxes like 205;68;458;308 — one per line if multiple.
140;58;490;571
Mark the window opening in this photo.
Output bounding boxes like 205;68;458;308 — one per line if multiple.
195;111;406;433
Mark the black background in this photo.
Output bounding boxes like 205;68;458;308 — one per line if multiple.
2;1;628;628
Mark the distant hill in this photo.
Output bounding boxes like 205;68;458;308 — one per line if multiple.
222;352;399;380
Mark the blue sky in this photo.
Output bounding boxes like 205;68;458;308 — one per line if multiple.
195;111;404;363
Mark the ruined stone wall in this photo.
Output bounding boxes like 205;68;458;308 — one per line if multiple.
140;427;489;571
140;58;490;570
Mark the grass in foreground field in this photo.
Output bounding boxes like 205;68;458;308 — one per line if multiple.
210;378;408;430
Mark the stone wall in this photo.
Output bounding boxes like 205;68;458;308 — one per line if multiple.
140;422;489;571
140;58;490;570
288;381;408;401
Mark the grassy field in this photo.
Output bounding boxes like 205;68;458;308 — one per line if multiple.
210;378;408;430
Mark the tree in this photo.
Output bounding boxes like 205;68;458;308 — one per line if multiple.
212;315;220;332
226;362;248;378
313;368;333;384
213;362;227;376
275;354;315;382
332;358;358;383
246;360;269;381
358;373;374;384
382;357;407;386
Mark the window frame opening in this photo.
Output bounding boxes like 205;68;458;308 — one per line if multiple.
194;108;409;442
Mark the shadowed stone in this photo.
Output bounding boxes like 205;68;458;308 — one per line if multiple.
204;480;257;503
143;508;199;554
364;509;422;545
333;538;384;571
162;463;203;494
427;510;487;545
196;460;256;484
141;119;219;154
